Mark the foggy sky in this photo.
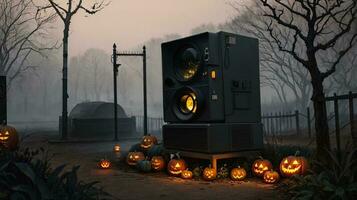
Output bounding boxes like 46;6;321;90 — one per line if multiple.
68;0;234;55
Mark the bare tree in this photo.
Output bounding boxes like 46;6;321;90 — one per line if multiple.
39;0;107;139
256;0;357;160
0;0;55;87
228;2;313;111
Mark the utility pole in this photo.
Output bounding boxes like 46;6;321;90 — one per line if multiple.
113;44;120;141
143;46;148;136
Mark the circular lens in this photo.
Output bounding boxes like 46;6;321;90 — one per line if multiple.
175;47;200;81
172;87;201;121
179;93;197;114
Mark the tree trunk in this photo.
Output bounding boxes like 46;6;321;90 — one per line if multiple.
62;23;69;139
311;76;331;162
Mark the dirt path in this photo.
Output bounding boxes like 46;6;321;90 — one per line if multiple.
22;134;279;200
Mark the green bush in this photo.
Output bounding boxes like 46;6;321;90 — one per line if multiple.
0;147;110;200
281;150;357;200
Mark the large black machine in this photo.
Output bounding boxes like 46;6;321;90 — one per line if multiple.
161;32;263;153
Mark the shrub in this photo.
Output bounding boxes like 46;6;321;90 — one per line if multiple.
0;147;110;200
281;149;357;200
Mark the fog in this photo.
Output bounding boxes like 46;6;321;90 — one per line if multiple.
66;0;234;55
3;0;356;131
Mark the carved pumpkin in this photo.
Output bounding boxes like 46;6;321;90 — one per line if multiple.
280;155;308;177
99;159;111;169
203;166;217;181
181;169;193;179
140;134;158;149
167;158;186;176
230;166;247;181
126;152;145;166
113;144;121;152
0;125;19;150
252;157;272;177
263;170;280;184
151;156;165;171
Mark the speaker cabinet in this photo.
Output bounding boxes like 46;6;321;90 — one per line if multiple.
161;32;263;153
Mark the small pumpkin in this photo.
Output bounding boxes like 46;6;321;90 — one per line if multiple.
136;159;152;172
126;151;145;166
252;157;272;177
140;134;158;149
263;170;280;184
167;156;186;176
217;164;229;179
0;125;19;150
181;169;193;179
192;166;202;178
279;154;308;177
99;159;111;169
113;144;121;152
151;156;165;171
230;166;247;181
203;165;217;181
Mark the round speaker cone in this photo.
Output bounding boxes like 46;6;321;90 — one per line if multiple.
179;93;197;114
174;46;200;81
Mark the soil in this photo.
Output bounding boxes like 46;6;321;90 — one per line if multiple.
21;132;280;200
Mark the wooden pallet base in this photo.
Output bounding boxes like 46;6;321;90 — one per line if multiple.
166;149;260;170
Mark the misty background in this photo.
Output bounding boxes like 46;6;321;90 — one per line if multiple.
5;0;356;128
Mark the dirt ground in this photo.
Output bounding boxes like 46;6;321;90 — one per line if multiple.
22;132;279;200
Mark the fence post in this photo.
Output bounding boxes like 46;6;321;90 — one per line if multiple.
289;111;293;131
295;110;300;135
349;91;357;148
275;112;279;135
279;111;282;135
334;93;341;156
270;112;274;135
307;107;311;138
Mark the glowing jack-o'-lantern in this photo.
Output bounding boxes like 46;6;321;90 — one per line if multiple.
0;125;19;150
126;152;145;166
99;159;111;169
140;135;158;149
167;158;186;176
252;157;272;177
263;170;280;184
181;169;193;179
279;155;308;177
113;144;121;152
230;166;247;181
203;166;217;181
151;156;165;171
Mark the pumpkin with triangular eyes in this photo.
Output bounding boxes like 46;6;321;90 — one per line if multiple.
126;152;145;166
0;125;18;150
263;170;280;184
140;135;158;149
279;155;308;177
252;158;272;177
167;158;186;176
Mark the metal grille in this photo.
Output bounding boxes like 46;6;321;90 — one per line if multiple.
163;125;208;151
231;124;253;150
